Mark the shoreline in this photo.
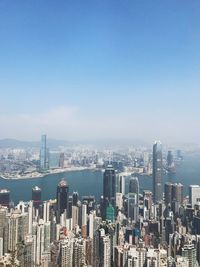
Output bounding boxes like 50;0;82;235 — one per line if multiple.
0;167;153;181
0;166;97;180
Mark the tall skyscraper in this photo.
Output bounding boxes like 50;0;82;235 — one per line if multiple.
181;244;196;267
116;174;125;195
172;183;183;204
56;180;69;222
153;141;163;202
7;210;29;253
165;182;183;206
129;176;139;204
189;185;200;207
19;235;35;267
40;134;48;171
60;238;73;267
167;151;174;167
98;229;111;267
72;192;79;206
32;186;42;209
165;182;173;206
143;190;153;220
103;165;116;219
167;151;175;176
59;153;65;168
103;165;116;206
127;193;138;221
106;204;115;222
115;193;123;210
0;189;10;208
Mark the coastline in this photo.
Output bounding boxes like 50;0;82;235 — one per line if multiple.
0;166;97;180
0;166;152;181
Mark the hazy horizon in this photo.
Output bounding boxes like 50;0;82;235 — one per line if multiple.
0;1;199;143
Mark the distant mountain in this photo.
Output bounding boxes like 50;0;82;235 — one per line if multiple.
76;138;150;149
0;138;150;149
0;139;38;148
0;138;70;148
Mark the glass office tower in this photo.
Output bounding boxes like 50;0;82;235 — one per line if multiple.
153;141;163;202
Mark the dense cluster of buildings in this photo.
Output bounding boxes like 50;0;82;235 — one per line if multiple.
0;134;184;181
0;141;199;266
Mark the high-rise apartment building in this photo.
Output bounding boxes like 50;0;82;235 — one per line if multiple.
73;238;86;267
60;238;73;267
181;244;197;267
7;210;29;253
19;235;35;267
99;230;111;267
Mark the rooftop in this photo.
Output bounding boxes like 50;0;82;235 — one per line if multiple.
58;180;68;187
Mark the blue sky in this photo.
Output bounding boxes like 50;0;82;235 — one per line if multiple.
0;0;200;142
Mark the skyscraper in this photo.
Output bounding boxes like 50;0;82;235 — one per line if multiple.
165;182;173;206
129;176;139;204
127;193;138;221
116;174;125;196
0;189;10;208
32;186;42;209
40;134;48;171
60;238;73;267
103;165;116;219
189;185;200;207
56;180;69;222
98;229;111;267
165;182;183;206
143;190;153;220
153;141;163;202
172;183;183;204
167;151;174;167
59;153;65;168
106;204;115;222
103;165;116;206
72;192;79;206
181;244;196;267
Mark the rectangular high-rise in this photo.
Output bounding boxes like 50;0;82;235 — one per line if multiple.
189;185;200;207
153;141;163;202
116;174;125;195
103;165;116;206
40;134;48;171
165;182;183;206
103;165;116;219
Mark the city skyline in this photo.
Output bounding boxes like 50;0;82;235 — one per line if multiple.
0;1;200;143
0;130;200;266
1;2;200;266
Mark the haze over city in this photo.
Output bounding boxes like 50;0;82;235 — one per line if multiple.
2;1;200;267
0;0;200;143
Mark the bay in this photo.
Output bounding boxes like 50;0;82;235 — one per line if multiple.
0;153;200;204
0;170;103;204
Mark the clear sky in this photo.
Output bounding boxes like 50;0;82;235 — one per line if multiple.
0;0;200;143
